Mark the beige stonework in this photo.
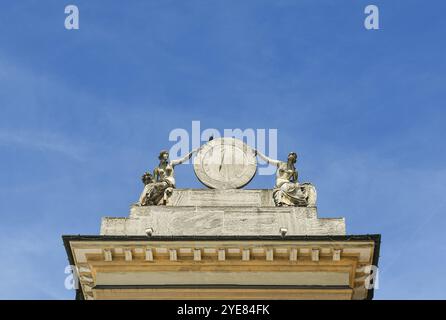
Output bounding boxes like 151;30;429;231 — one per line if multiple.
64;236;379;300
101;189;345;237
63;186;379;300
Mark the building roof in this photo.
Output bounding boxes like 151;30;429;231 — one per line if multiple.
63;234;381;300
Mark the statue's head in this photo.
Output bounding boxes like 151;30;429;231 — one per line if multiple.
158;150;169;161
287;152;297;164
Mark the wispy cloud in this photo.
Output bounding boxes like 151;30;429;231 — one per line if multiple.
0;129;86;161
0;226;73;300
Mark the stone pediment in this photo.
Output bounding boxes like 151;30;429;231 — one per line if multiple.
101;188;345;237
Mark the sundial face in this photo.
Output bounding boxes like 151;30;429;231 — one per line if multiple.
194;137;257;189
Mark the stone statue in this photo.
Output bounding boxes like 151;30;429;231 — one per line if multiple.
255;150;317;207
139;149;196;206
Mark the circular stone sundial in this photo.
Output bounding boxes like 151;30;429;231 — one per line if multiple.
194;137;257;189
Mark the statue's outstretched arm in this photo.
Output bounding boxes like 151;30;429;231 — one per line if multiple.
170;148;198;166
255;150;281;166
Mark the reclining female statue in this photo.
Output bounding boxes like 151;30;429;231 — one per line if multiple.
139;149;196;206
255;150;317;207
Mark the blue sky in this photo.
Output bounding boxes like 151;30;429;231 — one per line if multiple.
0;0;445;299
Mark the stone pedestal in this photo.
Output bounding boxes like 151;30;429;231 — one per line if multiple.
101;189;345;236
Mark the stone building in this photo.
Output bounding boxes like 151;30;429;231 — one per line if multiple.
63;138;380;300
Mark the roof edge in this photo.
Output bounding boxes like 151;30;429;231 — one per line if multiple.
62;234;381;301
63;234;380;242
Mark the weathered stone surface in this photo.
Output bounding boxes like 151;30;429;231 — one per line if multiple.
165;189;275;207
101;189;345;236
